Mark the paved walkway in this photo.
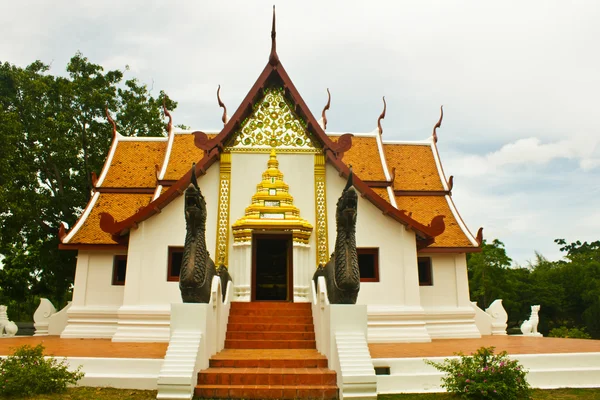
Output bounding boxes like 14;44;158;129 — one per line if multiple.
2;335;599;360
0;336;167;359
369;336;600;358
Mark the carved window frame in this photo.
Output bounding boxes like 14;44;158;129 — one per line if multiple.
358;247;379;282
112;255;127;286
418;257;433;286
167;246;184;282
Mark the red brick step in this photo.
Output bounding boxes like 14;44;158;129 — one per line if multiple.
197;302;338;399
195;384;338;399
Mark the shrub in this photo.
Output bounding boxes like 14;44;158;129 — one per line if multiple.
426;346;531;400
548;326;592;339
0;344;84;397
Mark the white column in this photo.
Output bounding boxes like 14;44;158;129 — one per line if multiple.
231;242;251;301
293;242;311;302
71;252;90;306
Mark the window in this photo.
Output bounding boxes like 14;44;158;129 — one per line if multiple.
168;247;184;282
112;255;127;286
358;248;379;282
418;257;433;286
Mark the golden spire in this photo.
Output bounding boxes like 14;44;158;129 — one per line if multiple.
232;151;313;243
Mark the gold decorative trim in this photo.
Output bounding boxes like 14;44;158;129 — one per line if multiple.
314;153;329;267
225;87;321;153
215;152;231;267
226;147;321;154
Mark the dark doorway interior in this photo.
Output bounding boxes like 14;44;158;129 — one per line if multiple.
253;235;292;301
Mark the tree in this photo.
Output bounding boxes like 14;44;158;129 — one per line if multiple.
467;239;512;309
0;53;178;320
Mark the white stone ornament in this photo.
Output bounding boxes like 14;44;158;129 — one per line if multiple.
521;305;542;336
0;305;19;337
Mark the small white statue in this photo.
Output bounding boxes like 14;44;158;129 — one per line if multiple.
520;305;542;336
0;305;19;337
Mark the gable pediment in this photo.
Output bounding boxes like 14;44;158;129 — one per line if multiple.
225;87;321;153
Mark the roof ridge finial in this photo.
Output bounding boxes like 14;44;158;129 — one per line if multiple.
433;105;443;143
269;5;279;66
322;88;331;130
377;96;386;135
105;108;117;138
162;97;172;135
217;85;227;125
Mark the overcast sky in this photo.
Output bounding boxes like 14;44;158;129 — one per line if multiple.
2;1;599;266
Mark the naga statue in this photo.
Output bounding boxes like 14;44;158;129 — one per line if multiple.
180;164;231;303
313;170;360;304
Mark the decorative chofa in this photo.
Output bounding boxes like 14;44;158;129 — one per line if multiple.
180;164;231;303
313;169;360;304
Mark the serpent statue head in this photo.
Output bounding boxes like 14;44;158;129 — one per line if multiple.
184;163;207;228
336;168;358;232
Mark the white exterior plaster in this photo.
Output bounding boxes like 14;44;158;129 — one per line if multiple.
373;352;600;393
123;164;220;307
418;253;479;339
325;163;419;308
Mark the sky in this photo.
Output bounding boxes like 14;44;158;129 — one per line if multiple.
2;0;599;266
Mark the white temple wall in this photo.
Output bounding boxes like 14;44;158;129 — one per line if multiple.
62;251;125;339
418;253;471;309
324;164;421;308
72;251;125;307
418;254;458;308
123;164;220;307
417;253;480;339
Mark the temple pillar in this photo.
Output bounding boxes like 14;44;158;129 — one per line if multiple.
231;242;252;301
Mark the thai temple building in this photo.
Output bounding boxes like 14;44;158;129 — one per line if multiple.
58;11;482;346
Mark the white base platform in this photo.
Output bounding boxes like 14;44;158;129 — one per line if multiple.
373;352;600;394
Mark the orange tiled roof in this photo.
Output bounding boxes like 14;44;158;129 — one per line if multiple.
69;193;154;244
163;134;216;181
101;141;166;188
384;143;445;191
395;195;474;248
371;187;390;202
339;137;386;181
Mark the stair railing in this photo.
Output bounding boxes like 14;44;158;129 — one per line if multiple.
311;276;331;359
156;275;231;400
310;276;378;399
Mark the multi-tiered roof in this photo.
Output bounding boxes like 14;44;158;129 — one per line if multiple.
59;9;481;254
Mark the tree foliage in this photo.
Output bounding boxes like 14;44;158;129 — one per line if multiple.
468;238;600;338
0;53;177;320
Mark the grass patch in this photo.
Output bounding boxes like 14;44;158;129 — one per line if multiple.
1;387;157;399
4;387;599;399
378;388;600;399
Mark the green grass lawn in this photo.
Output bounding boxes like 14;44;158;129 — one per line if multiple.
378;388;600;399
3;387;599;399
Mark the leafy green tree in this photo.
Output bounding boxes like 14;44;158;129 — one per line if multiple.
467;239;512;310
0;53;178;320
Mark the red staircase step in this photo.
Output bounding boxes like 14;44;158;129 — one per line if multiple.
227;322;315;332
229;308;312;317
195;384;338;399
209;349;329;368
198;367;336;386
225;339;317;349
228;315;314;324
226;331;315;341
197;303;338;399
231;302;312;310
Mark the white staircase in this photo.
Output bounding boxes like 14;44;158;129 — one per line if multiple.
156;331;203;400
335;332;377;399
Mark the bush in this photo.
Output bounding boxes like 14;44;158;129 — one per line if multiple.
0;344;83;397
548;326;592;339
426;346;531;400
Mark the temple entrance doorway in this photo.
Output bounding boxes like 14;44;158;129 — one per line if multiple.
252;234;293;301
